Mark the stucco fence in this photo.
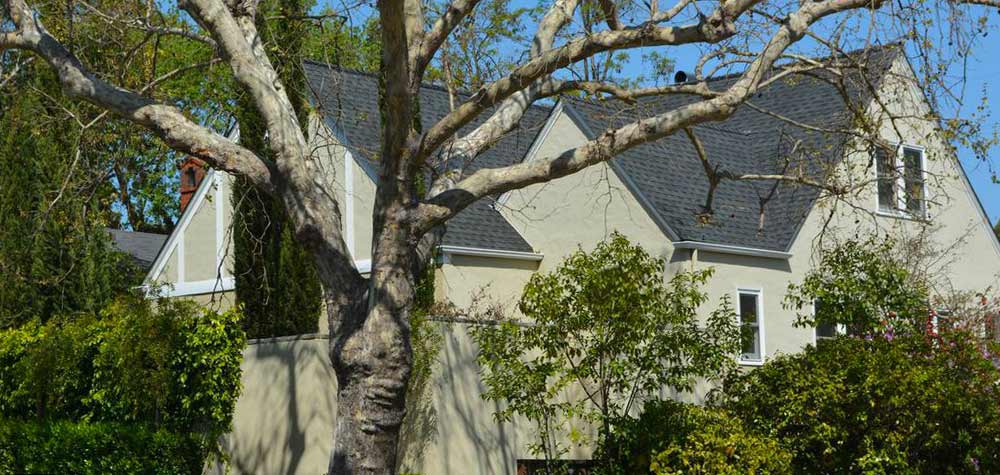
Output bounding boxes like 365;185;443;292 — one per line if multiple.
205;319;578;475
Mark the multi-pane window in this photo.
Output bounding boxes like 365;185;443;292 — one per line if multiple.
875;144;926;217
903;147;925;214
738;290;763;363
876;147;897;212
813;299;840;342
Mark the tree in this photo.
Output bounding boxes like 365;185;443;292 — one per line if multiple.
0;68;138;327
231;0;324;338
784;237;930;336
472;233;740;468
3;0;999;471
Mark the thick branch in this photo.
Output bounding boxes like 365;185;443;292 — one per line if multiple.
2;0;274;188
413;0;481;80
415;0;879;230
597;0;623;30
417;0;759;164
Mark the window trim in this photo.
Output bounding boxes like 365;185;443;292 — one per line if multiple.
874;142;928;220
736;287;766;366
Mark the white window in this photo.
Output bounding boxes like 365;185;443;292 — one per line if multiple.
875;144;926;217
737;289;764;364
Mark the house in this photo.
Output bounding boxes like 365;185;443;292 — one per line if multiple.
143;45;1000;474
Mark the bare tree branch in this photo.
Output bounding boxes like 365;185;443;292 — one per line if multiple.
413;0;482;80
417;0;759;165
415;0;883;229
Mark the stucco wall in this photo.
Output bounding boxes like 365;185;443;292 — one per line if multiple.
500;108;673;273
212;323;560;475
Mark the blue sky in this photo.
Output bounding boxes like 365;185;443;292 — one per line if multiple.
950;24;1000;224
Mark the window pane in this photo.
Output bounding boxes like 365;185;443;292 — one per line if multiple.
739;292;761;360
739;293;758;324
903;148;924;215
816;323;838;339
742;327;760;360
875;147;896;211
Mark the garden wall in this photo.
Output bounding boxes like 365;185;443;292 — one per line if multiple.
207;321;576;475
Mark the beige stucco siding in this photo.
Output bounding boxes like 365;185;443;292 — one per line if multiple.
434;255;539;309
214;324;588;475
184;179;221;282
208;336;338;475
148;173;232;299
500;106;673;274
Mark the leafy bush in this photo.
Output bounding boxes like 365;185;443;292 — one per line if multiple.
784;237;928;335
0;297;245;458
0;418;202;475
716;334;1000;474
597;400;791;475
473;233;740;461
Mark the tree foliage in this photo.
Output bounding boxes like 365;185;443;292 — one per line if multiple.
785;237;930;336
715;334;1000;475
231;0;324;339
597;400;792;475
473;233;740;462
0;70;138;328
0;296;245;458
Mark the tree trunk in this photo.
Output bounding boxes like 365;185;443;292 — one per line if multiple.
326;249;418;474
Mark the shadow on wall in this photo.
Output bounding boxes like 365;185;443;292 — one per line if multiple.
206;335;337;475
423;322;518;475
209;323;522;474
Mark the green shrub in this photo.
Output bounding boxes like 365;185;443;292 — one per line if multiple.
0;297;245;459
716;335;1000;474
597;400;791;475
0;418;202;475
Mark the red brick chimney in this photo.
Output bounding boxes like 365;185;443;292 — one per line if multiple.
179;157;207;214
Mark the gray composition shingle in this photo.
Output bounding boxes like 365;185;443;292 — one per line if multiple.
563;46;900;252
303;61;549;253
302;45;898;254
106;228;168;270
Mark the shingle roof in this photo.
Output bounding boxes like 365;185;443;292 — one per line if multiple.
303;61;549;253
563;46;901;252
107;228;168;270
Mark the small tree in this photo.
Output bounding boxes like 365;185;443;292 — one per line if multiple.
785;237;929;337
472;233;740;469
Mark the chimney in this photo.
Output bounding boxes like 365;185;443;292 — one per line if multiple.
674;70;689;84
178;157;207;214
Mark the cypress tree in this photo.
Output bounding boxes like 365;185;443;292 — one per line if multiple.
0;68;137;327
231;0;323;339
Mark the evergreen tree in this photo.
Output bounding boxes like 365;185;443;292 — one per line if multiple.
0;69;137;327
231;0;323;338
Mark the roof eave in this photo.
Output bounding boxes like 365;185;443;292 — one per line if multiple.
674;240;792;260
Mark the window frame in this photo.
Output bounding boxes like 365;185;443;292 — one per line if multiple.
874;142;927;219
736;288;765;366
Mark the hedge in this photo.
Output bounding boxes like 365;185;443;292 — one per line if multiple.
717;334;1000;474
0;419;202;475
0;296;244;465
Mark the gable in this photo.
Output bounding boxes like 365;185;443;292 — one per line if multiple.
143;169;235;297
303;61;544;254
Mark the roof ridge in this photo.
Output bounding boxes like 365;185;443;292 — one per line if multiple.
105;227;168;238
